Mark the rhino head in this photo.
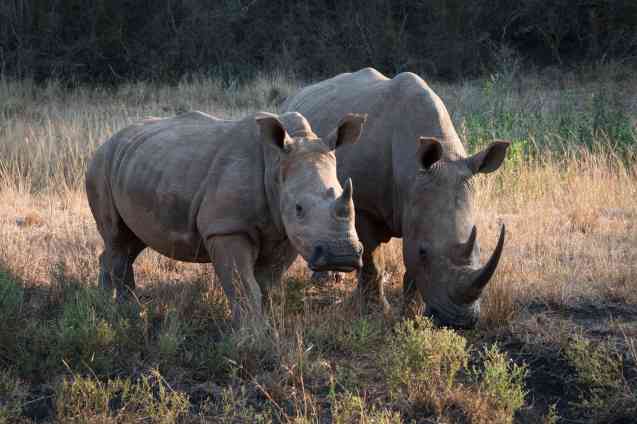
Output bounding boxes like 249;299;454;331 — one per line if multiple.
256;112;365;272
403;137;509;329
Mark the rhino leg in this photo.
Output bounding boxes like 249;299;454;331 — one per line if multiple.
254;241;297;308
353;213;391;314
87;165;145;301
207;234;264;327
402;272;421;318
99;236;146;302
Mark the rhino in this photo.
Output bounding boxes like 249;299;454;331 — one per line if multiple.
86;110;365;324
283;68;509;328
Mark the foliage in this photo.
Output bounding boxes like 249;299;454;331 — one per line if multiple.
331;392;403;424
471;344;527;418
1;1;636;82
55;371;190;423
0;370;27;424
382;316;468;396
563;335;637;421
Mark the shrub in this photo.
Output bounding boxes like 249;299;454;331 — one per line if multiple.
158;309;184;364
0;370;27;424
382;317;468;397
331;392;403;424
0;271;23;322
471;344;527;420
563;335;636;420
55;370;190;423
57;288;118;373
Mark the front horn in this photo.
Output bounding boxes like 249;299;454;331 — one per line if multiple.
455;224;506;303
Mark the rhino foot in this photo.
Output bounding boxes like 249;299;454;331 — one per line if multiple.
347;286;392;318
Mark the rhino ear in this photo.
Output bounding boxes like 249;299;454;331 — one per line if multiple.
467;140;510;174
256;116;291;152
326;113;367;150
417;137;443;170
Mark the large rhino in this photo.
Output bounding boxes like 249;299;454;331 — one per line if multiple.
86;110;365;324
283;68;509;328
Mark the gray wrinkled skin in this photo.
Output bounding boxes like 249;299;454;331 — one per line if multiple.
86;111;365;325
284;68;509;328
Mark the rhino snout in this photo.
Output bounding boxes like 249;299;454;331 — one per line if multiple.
308;239;363;273
424;302;480;329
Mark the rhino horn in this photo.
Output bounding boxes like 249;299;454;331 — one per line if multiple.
459;225;478;260
456;225;505;303
334;178;354;218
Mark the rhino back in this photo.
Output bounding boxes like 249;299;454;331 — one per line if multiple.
285;68;466;235
105;112;266;261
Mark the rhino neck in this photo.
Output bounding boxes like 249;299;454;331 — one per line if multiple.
262;145;287;240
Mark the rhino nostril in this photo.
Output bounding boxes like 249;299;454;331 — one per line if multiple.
309;244;326;266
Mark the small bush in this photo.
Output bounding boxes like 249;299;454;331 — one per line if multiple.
331;392;403;424
307;314;385;355
158;309;184;363
382;316;468;397
0;273;25;372
563;335;636;420
471;344;527;420
0;370;27;424
55;370;190;423
199;385;271;422
57;289;118;373
0;271;23;322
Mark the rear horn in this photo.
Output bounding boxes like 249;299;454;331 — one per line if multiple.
334;178;354;218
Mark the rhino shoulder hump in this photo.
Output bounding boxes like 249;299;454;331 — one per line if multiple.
392;72;431;91
352;67;386;80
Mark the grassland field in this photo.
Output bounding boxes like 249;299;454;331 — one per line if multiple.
0;66;636;423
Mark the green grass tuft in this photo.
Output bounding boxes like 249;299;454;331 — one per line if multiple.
382;316;468;396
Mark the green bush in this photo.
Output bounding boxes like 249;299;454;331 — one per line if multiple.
57;288;118;373
0;271;23;322
471;344;527;418
382;317;468;396
56;370;190;423
158;309;184;363
0;370;27;424
331;392;403;424
563;335;636;420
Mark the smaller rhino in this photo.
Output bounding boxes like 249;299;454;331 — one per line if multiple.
86;111;365;324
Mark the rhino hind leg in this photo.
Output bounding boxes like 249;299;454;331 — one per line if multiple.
91;192;146;301
99;235;146;302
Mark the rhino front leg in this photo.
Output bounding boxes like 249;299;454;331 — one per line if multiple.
402;272;420;318
207;234;263;327
254;241;298;308
354;213;391;314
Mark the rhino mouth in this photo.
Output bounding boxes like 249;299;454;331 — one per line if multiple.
424;303;480;329
308;239;363;272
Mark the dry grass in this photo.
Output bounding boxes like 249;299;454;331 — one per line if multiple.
1;69;636;422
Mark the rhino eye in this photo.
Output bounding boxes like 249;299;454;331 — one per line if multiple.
419;246;427;261
295;204;304;219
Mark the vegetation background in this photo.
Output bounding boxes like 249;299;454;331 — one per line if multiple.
1;1;637;423
1;0;637;82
